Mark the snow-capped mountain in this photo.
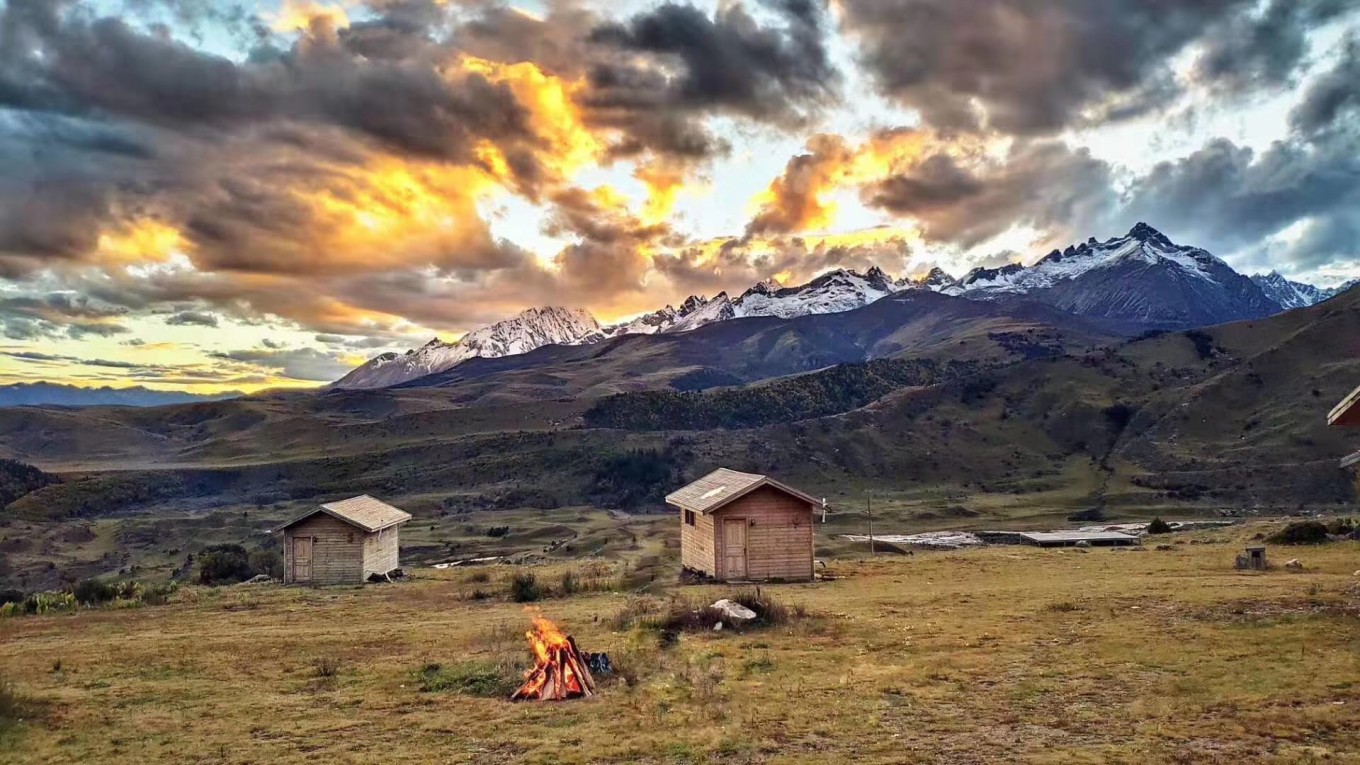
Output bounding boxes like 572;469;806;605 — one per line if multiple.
898;267;958;293
951;223;1283;329
602;296;711;337
330;307;603;389
669;267;898;333
329;223;1330;388
1250;272;1339;309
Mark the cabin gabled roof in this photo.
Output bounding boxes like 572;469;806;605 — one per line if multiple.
275;494;412;533
1329;384;1360;427
665;468;820;515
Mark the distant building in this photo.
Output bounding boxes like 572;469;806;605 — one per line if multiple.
276;495;411;585
1328;385;1360;479
667;468;819;582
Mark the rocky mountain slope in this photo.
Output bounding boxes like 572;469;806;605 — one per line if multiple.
1250;271;1353;309
331;307;603;390
950;223;1283;329
330;223;1335;389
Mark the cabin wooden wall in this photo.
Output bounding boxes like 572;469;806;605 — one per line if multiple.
711;486;814;581
284;515;364;585
362;526;400;578
680;506;717;576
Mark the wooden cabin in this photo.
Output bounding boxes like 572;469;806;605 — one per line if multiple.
667;468;819;582
1328;385;1360;490
276;495;411;585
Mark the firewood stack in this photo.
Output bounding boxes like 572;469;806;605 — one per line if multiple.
510;618;597;701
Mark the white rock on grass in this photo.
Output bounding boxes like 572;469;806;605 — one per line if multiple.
711;599;757;623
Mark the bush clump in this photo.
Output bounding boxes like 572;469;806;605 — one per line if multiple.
509;573;541;603
1147;517;1173;535
1267;521;1330;545
197;543;281;585
415;661;518;697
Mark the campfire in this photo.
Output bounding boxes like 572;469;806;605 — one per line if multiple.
510;615;597;701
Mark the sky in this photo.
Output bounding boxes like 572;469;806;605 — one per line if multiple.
1;0;1358;393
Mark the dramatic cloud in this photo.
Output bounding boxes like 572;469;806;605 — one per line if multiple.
1290;35;1360;136
1192;0;1354;96
209;347;355;381
0;0;1358;391
165;310;219;327
1121;133;1360;271
863;141;1119;249
836;0;1274;135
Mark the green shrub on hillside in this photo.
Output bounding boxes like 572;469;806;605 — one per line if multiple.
1267;521;1330;545
1147;517;1173;534
0;458;57;508
197;543;278;585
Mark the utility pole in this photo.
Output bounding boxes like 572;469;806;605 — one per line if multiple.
866;492;875;555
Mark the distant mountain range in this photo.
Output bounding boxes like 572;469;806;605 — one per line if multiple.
1249;271;1357;310
331;223;1353;390
0;383;241;408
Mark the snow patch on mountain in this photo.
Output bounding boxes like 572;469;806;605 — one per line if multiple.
330;307;603;389
956;224;1224;296
1250;271;1336;309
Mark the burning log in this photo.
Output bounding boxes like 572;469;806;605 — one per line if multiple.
511;616;596;701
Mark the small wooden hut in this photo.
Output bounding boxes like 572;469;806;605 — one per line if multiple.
667;468;819;582
276;495;411;585
1328;385;1360;489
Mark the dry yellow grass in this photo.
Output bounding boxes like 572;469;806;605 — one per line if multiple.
2;526;1359;764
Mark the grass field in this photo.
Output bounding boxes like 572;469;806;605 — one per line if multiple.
2;523;1359;764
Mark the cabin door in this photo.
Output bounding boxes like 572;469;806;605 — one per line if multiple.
722;520;748;580
292;536;313;583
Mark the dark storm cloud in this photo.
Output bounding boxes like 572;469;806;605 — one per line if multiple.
165;310;219;327
837;0;1267;135
0;0;534;163
1120;133;1360;270
863;142;1118;248
1193;0;1357;96
460;0;842;161
0;291;129;339
1290;36;1360;136
588;0;838;122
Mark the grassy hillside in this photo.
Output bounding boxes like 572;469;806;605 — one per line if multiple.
2;524;1358;763
1;290;1358;589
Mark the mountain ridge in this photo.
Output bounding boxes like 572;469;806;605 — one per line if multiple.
330;223;1342;389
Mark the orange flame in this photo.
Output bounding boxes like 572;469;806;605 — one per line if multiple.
513;613;592;700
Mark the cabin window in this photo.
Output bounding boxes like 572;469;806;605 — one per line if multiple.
684;510;696;526
347;532;355;543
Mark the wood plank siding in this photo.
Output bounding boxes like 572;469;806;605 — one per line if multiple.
362;526;400;579
680;505;717;576
710;486;814;581
284;514;365;584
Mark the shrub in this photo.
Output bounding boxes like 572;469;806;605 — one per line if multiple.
247;549;284;580
72;578;120;606
415;661;517;697
196;544;253;585
509;573;541;603
558;571;577;596
1267;521;1330;545
486;526;510;538
1147;517;1173;534
311;657;341;678
1325;518;1356;535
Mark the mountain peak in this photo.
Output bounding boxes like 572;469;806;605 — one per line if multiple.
1127;222;1173;247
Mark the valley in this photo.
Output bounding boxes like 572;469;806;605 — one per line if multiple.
1;259;1357;593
